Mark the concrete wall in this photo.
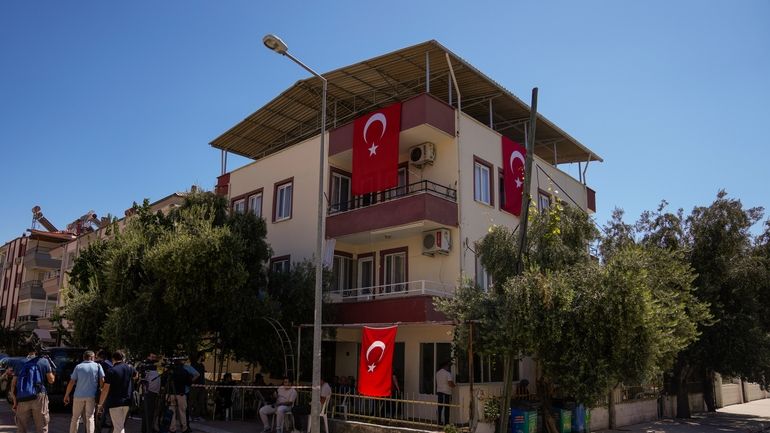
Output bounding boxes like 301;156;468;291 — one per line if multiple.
589;406;609;431
613;399;658;428
745;382;765;401
661;393;704;418
721;383;743;406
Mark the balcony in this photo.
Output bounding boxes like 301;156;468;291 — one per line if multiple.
329;280;455;325
19;280;46;300
326;180;458;240
42;270;61;296
23;250;61;270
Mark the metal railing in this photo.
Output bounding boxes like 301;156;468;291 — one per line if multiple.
326;280;455;303
328;180;457;216
189;384;463;428
615;383;661;403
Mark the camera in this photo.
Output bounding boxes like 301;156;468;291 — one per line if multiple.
137;359;158;378
161;356;188;369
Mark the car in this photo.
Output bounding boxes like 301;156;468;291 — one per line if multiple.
45;347;87;406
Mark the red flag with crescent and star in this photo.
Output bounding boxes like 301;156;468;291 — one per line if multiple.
352;103;402;196
358;325;398;397
501;136;526;216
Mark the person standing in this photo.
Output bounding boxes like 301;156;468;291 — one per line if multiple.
259;377;297;433
435;360;455;426
139;353;161;433
10;343;56;433
64;351;105;433
94;349;113;432
97;350;137;433
189;353;207;421
168;358;197;433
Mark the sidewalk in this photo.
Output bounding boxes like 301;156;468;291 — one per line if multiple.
597;398;770;433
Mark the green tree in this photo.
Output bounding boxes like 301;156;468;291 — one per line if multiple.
65;190;274;364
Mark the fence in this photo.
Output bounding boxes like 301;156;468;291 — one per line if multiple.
191;384;462;428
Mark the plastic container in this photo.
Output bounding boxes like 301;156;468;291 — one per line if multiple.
571;404;586;433
509;408;537;433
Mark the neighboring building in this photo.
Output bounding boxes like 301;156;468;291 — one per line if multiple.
211;40;602;423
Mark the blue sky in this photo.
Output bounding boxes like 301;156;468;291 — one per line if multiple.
1;1;768;243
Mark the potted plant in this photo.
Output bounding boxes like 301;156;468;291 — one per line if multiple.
475;390;501;433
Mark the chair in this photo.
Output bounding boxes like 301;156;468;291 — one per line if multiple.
307;397;330;433
333;393;349;420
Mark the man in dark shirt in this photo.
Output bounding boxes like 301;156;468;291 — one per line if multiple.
189;353;206;420
97;351;137;433
94;349;114;432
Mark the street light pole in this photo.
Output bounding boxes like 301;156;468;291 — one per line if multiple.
263;33;327;433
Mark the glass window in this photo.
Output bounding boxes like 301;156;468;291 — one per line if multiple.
474;161;491;205
498;170;506;210
357;256;374;294
331;173;351;212
538;191;552;212
383;251;406;292
419;342;452;394
331;254;352;295
249;192;263;218
455;352;511;383
475;255;491;291
275;181;293;221
271;258;290;273
233;199;246;214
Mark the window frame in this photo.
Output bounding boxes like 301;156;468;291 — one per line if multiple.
380;246;408;293
475;254;492;291
232;198;246;214
331;250;353;295
357;252;375;294
419;342;452;394
329;168;352;213
473;156;494;206
248;189;264;218
270;255;291;274
537;189;552;213
272;177;294;222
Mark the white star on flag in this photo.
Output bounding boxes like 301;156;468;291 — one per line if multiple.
368;143;378;156
515;177;523;189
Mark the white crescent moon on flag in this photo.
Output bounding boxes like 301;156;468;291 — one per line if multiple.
509;151;525;173
363;113;387;143
365;340;386;363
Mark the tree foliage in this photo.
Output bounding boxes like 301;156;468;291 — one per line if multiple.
65;191;275;363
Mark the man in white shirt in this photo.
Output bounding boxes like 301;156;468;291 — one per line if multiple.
260;377;297;433
435;361;455;425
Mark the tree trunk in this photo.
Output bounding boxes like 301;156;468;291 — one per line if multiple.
537;376;559;433
497;354;515;433
702;369;716;412
674;360;692;418
607;387;616;430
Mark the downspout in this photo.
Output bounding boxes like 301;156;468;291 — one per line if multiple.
446;53;463;275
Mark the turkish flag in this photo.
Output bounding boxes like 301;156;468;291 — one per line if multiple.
501;136;526;216
352;103;402;195
358;325;398;397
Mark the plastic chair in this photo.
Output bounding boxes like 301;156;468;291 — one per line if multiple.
307;398;330;433
333;393;349;420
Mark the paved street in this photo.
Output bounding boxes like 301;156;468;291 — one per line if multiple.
0;398;768;433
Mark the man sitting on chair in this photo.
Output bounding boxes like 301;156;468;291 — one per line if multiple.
260;377;297;433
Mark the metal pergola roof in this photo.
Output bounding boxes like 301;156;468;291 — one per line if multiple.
210;40;603;165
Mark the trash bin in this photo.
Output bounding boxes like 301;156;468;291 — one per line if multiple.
554;408;571;433
510;408;537;433
571;404;586;433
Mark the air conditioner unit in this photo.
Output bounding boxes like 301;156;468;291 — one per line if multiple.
409;142;436;167
423;228;451;256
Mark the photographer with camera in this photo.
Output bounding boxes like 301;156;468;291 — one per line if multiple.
10;339;56;433
138;353;161;433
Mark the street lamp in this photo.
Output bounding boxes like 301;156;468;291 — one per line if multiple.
263;33;327;433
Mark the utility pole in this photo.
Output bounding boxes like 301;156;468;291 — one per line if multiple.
498;88;538;433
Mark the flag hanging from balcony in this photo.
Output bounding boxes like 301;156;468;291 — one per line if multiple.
358;325;398;396
352;103;402;195
501;136;526;216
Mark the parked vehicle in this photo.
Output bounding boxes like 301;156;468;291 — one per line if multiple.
45;347;87;406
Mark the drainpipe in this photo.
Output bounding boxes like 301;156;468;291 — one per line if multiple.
446;53;463;275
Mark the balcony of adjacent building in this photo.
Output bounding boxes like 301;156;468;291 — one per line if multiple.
19;280;46;301
23;249;61;270
42;270;61;297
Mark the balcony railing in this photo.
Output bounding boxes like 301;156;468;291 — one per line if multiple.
19;280;46;300
328;180;457;216
326;280;455;303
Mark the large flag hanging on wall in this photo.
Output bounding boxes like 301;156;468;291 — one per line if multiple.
357;325;398;396
352;103;402;195
501;136;527;216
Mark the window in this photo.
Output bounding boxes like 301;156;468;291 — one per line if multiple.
270;256;291;273
357;254;375;294
248;191;263;218
473;157;493;205
538;190;552;212
382;248;407;293
498;169;506;211
233;199;246;214
419;342;452;394
330;172;351;212
331;252;353;295
475;255;491;291
455;351;510;384
383;167;408;200
273;179;293;222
